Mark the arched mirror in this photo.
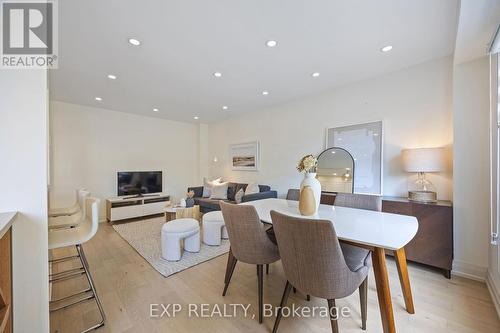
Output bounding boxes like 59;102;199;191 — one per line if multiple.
316;147;355;193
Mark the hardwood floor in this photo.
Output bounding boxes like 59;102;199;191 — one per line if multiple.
50;219;500;333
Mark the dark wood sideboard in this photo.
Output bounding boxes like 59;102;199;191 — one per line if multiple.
321;193;453;278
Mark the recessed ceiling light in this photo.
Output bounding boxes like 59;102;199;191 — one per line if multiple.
262;91;269;95
193;116;199;120
214;72;222;77
95;97;102;101
153;108;159;112
312;72;320;77
266;40;277;47
128;38;141;46
222;106;228;110
107;74;117;80
381;45;393;52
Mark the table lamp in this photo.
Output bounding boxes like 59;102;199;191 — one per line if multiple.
401;147;445;203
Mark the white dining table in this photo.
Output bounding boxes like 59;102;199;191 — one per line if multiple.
243;198;419;333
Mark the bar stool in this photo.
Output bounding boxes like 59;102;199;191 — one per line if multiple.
48;197;106;332
49;188;87;217
48;190;90;230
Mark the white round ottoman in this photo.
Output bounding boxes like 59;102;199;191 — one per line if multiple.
203;211;228;246
161;218;200;261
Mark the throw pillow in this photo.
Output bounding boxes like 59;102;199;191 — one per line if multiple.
202;177;221;198
210;182;229;200
234;188;245;204
245;182;260;195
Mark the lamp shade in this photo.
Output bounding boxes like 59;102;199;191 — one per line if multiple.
401;148;445;173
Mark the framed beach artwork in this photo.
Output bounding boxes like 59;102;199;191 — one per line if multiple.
230;141;260;171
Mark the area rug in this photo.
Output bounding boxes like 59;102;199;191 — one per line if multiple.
112;217;230;277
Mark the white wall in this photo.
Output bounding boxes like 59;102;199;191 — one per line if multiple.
452;56;491;279
208;56;453;200
49;101;200;220
0;71;49;332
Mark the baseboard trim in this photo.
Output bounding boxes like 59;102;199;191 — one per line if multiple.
486;270;500;318
452;260;487;282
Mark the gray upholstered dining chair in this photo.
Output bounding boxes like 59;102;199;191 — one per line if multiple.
334;192;382;211
286;188;300;201
334;192;382;329
219;201;280;324
270;211;370;333
286;188;310;299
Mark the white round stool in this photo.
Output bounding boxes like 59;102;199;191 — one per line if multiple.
161;218;200;261
202;211;228;246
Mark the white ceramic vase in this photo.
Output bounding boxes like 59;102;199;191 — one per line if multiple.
300;172;321;213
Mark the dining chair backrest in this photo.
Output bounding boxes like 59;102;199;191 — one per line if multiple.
334;193;382;212
286;189;300;201
270;210;368;299
220;201;279;265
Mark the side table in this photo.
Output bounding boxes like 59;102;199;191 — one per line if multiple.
164;205;201;222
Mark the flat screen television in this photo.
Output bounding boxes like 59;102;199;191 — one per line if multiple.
117;171;162;196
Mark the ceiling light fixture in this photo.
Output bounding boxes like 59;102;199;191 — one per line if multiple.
214;72;222;77
266;40;277;47
312;72;320;77
153;108;159;112
222;106;228;110
194;116;199;120
262;91;269;95
381;45;393;52
95;97;102;101
128;38;141;46
107;74;117;80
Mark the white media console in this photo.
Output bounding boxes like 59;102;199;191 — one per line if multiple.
106;193;170;222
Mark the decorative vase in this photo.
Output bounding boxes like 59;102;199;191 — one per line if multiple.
299;186;316;216
180;198;187;207
300;172;321;214
185;198;194;208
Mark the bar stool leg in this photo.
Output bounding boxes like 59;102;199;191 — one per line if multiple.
76;244;106;332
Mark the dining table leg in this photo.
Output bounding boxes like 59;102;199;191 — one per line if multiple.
372;247;396;333
394;247;415;314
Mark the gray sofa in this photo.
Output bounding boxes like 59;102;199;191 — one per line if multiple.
187;182;277;213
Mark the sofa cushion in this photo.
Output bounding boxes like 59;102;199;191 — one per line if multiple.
235;183;248;195
188;186;203;198
234;188;245;204
227;182;238;201
259;185;271;192
194;197;233;212
202;177;221;198
210;182;229;200
245;182;260;195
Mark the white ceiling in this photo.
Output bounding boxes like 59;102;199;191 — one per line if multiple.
49;0;460;123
